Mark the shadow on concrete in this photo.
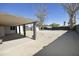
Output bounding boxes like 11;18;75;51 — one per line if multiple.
0;33;25;42
26;36;33;39
34;30;79;56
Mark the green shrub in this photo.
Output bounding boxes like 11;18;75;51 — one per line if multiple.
50;23;60;27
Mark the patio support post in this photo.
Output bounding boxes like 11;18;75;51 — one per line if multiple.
23;24;26;37
19;25;21;35
33;22;36;40
15;26;17;33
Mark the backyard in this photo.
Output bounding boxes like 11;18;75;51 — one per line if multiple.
0;3;79;56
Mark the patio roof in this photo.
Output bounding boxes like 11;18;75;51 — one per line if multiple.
0;13;35;26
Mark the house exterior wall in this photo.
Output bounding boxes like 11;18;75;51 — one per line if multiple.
5;26;16;35
0;26;16;37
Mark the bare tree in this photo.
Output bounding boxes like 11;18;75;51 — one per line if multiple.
62;3;79;29
36;4;47;30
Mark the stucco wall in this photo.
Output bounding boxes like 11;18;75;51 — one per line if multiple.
5;26;16;35
0;26;16;37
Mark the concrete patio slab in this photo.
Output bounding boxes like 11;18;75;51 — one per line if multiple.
0;30;67;56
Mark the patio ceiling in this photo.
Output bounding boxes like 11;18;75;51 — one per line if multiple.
0;13;35;26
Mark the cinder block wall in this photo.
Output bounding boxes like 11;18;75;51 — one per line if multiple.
76;25;79;33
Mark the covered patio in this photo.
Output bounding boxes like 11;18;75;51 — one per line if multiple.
0;13;37;43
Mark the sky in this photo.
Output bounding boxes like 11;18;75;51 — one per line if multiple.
0;3;79;26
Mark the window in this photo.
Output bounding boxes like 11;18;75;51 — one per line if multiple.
10;26;16;30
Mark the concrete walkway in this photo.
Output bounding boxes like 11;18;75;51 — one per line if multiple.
0;30;67;56
34;31;79;56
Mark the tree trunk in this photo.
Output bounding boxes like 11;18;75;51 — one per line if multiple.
69;14;76;30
